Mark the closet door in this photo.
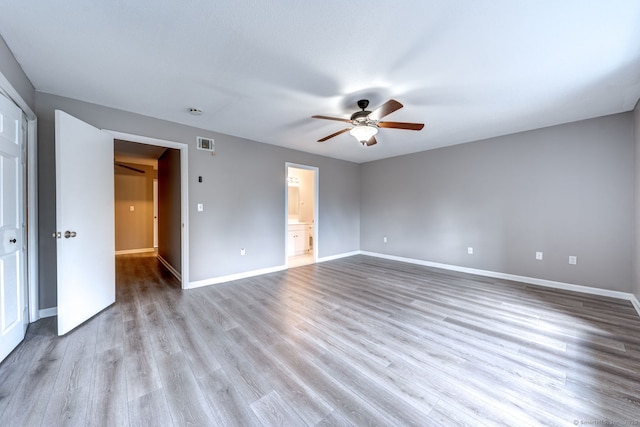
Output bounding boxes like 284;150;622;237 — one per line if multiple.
0;94;27;362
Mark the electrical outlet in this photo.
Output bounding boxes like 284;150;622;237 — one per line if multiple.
383;236;388;243
467;247;473;255
569;256;577;265
129;205;134;211
536;252;543;260
240;248;246;256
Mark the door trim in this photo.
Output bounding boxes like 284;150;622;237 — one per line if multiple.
104;130;189;289
285;162;319;265
26;118;38;322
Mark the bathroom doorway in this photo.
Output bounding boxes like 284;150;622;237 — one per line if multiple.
286;163;318;267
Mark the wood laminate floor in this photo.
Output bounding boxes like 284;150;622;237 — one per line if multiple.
1;253;639;426
288;252;315;268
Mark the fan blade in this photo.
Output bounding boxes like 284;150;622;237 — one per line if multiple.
318;128;350;142
365;136;377;146
378;121;424;131
115;162;145;174
368;99;403;121
312;115;351;123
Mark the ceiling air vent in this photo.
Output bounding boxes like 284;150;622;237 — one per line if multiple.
197;136;215;154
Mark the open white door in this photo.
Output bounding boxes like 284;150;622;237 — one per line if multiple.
0;94;27;362
56;110;114;336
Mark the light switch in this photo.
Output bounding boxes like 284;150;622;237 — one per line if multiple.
197;203;203;212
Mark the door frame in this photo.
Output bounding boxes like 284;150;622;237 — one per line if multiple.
285;162;319;265
0;73;39;323
153;179;158;248
104;130;189;288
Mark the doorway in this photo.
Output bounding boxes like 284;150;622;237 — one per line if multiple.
106;130;189;288
286;163;318;267
54;116;187;336
113;140;161;256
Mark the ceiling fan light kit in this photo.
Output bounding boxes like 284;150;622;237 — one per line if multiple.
350;125;378;144
312;99;424;147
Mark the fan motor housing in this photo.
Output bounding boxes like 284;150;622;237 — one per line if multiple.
350;110;371;121
357;99;369;110
351;99;373;122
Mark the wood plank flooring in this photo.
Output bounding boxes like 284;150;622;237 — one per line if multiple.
1;253;639;426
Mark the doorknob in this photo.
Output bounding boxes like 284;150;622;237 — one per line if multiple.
9;238;16;244
64;231;77;238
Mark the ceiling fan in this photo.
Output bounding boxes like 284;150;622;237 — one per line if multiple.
312;99;424;146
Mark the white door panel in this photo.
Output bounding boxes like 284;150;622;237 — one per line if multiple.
55;110;114;336
0;93;26;362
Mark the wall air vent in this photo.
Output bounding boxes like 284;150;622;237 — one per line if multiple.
197;136;215;154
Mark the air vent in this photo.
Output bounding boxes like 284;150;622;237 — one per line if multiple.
197;137;215;153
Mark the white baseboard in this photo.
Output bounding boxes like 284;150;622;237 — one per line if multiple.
39;307;57;318
187;249;360;290
631;294;640;317
360;251;640;312
37;252;640;320
317;250;361;263
188;264;287;289
115;248;155;255
157;255;182;282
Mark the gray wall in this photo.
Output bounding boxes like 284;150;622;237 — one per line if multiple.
0;35;34;111
634;102;640;301
188;124;360;279
158;149;181;272
361;113;634;293
35;92;361;309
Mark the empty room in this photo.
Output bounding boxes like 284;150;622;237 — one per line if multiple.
0;1;639;425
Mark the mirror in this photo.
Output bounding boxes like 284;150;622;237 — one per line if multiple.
288;186;299;219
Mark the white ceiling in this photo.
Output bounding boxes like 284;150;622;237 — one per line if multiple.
2;1;640;163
